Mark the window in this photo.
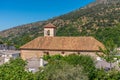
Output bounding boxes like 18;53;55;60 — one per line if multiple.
44;51;49;55
61;52;65;54
78;52;80;55
47;30;50;36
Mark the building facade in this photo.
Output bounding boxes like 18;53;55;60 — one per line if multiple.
20;23;104;60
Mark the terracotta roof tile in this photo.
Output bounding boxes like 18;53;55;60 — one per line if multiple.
44;23;56;28
20;36;104;51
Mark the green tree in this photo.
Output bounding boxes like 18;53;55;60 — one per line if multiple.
63;54;96;79
94;69;120;80
43;54;96;80
97;39;118;70
36;60;88;80
0;58;34;80
56;25;80;36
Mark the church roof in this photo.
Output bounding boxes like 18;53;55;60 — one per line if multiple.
20;37;104;51
44;23;56;28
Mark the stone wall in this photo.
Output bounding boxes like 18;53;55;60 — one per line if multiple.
21;50;102;60
21;50;43;60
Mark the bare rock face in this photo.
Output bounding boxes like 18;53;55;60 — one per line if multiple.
95;0;120;4
95;0;108;4
86;0;119;8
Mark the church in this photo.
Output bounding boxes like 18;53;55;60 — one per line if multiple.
20;23;104;60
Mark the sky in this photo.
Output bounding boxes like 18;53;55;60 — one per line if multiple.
0;0;95;31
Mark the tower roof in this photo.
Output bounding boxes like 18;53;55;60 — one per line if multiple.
44;23;56;28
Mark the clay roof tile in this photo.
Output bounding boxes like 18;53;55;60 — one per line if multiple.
20;36;105;51
44;23;56;28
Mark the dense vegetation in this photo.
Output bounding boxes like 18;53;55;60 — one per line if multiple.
94;24;120;46
0;58;34;80
0;54;120;80
56;25;80;36
0;0;120;48
1;23;120;48
1;23;120;49
56;23;120;47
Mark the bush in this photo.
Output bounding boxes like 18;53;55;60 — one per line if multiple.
43;54;96;79
63;54;96;79
36;60;88;80
43;54;63;62
0;58;34;80
94;69;120;80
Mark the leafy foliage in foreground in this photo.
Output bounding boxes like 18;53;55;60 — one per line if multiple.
0;58;34;80
94;69;120;80
36;60;88;80
0;55;120;80
42;54;120;80
43;54;96;80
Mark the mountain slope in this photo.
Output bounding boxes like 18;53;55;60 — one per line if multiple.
0;0;120;48
0;0;120;38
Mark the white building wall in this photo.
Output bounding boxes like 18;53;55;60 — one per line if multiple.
44;28;55;37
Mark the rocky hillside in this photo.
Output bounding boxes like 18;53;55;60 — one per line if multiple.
0;0;120;48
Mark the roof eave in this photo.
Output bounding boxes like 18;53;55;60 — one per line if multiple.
20;48;101;52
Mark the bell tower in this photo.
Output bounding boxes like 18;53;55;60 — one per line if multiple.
44;23;56;37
